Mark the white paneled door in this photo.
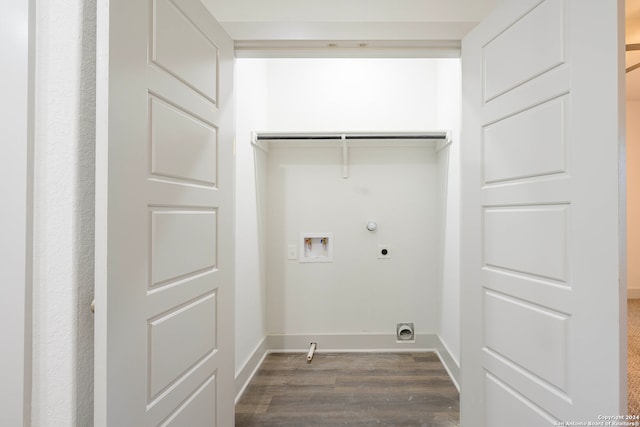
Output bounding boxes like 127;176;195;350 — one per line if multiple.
95;0;234;425
461;0;624;425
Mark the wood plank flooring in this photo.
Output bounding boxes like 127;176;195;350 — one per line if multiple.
235;352;460;427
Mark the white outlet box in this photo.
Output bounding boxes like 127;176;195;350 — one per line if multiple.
378;244;391;259
287;245;298;260
299;232;334;263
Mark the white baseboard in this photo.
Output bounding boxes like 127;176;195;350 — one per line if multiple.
628;288;640;299
234;337;269;403
234;333;461;402
266;333;438;352
434;336;460;391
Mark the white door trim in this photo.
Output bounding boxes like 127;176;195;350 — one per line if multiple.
0;0;35;425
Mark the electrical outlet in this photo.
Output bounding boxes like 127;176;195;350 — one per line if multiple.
378;244;391;259
287;245;298;260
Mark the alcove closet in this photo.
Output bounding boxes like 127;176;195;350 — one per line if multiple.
234;58;462;400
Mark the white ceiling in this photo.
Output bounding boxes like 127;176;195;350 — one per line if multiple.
203;0;500;23
202;0;501;40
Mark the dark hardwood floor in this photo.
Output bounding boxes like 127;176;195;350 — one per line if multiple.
235;352;460;427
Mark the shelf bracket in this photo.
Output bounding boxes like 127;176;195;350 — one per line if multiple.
342;134;349;179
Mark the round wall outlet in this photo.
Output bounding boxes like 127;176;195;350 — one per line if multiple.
378;244;391;259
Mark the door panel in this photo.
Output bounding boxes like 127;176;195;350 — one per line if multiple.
484;205;568;281
150;209;217;286
484;291;569;390
161;377;217;427
152;0;219;102
95;0;234;425
148;293;217;399
485;374;559;427
483;0;565;102
150;97;218;186
483;96;567;184
461;0;624;424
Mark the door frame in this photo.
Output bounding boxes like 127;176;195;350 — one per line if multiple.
90;1;624;422
0;0;35;425
0;1;627;424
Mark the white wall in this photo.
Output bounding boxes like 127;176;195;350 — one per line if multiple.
266;59;439;131
435;60;461;365
263;57;443;336
234;59;457;351
235;60;269;375
266;144;441;335
32;0;96;425
629;101;640;293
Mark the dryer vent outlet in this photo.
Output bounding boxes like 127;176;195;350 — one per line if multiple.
396;323;415;342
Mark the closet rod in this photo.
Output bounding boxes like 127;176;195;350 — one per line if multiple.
254;131;450;142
